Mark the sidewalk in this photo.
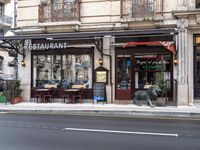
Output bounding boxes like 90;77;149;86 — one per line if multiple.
0;102;200;119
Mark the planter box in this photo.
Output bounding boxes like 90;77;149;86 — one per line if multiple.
156;97;166;107
10;97;22;104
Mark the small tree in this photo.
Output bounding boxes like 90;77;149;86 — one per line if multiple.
10;80;23;104
156;72;168;98
12;80;22;98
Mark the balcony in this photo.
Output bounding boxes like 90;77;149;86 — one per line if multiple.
122;0;154;19
0;0;11;3
0;15;12;26
39;2;80;23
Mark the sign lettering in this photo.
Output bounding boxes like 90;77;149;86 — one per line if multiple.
24;42;68;50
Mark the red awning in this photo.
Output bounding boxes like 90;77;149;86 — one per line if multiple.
123;41;176;54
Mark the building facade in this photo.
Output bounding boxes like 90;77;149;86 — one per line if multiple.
0;0;14;80
1;0;200;106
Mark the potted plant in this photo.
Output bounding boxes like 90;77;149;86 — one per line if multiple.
156;72;168;106
10;80;22;104
0;92;6;104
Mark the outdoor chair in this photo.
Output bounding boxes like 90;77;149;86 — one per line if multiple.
72;88;83;104
33;88;42;103
61;88;70;103
43;90;53;103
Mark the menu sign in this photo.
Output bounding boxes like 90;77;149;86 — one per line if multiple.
93;83;106;101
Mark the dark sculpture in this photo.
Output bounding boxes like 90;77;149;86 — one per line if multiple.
133;85;161;107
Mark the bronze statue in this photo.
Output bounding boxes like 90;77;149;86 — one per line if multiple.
133;85;161;107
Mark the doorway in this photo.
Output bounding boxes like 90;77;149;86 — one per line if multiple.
115;47;173;100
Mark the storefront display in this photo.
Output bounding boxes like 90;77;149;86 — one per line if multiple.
115;47;173;100
33;54;93;89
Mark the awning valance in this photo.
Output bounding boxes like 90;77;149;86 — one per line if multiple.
123;41;176;54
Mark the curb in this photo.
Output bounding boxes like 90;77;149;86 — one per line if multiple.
1;109;200;120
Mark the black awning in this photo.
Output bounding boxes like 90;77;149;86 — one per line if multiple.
0;28;177;40
0;28;177;58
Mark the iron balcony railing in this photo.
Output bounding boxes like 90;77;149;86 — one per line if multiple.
0;15;12;26
39;2;80;23
122;0;154;18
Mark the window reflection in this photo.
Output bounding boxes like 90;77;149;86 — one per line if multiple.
116;55;131;89
33;54;92;89
135;54;171;89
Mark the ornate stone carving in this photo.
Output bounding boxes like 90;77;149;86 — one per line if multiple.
177;18;189;32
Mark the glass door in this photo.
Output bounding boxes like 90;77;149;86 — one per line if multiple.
116;54;132;100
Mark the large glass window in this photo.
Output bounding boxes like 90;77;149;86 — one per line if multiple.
33;54;92;89
135;54;171;89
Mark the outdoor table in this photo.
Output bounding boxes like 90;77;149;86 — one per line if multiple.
64;89;80;103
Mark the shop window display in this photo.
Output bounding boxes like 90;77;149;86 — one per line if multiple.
33;54;92;89
134;54;171;89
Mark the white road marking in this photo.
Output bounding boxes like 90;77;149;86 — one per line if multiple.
63;128;178;137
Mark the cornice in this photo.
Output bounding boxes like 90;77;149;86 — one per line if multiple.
173;9;200;18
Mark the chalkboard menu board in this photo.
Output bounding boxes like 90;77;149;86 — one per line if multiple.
93;83;106;101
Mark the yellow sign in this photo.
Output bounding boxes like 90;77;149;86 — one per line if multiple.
96;71;107;83
196;37;200;44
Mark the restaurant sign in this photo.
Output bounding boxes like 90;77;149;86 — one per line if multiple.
24;41;68;50
135;56;170;71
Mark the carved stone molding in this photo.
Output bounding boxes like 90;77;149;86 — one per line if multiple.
196;14;200;24
177;18;189;32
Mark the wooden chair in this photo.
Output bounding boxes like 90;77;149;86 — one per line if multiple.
43;90;53;103
72;88;83;104
50;88;59;103
61;88;70;103
33;88;42;103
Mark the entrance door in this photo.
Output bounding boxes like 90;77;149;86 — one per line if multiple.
115;51;173;100
115;54;132;100
194;44;200;98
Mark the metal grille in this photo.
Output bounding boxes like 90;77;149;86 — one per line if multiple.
122;0;154;18
39;0;80;23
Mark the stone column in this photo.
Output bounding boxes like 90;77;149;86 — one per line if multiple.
176;17;189;105
103;35;112;104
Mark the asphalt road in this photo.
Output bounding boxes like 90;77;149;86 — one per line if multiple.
0;113;199;150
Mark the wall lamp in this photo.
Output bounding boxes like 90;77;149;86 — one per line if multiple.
21;59;25;67
98;58;103;66
174;58;178;65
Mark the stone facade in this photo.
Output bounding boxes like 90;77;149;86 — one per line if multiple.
3;0;199;105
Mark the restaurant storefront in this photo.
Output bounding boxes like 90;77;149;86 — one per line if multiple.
29;39;95;100
0;29;178;104
114;35;176;101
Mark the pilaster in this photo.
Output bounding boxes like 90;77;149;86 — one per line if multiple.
176;17;189;105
